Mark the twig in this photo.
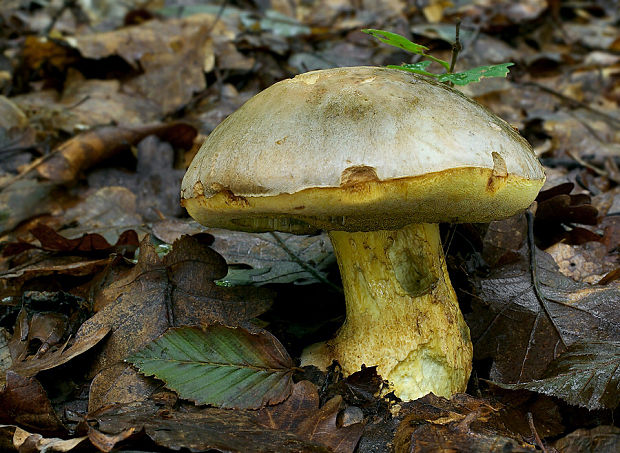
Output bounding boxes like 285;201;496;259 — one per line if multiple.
44;0;77;35
520;81;620;128
527;412;548;453
567;151;608;177
526;209;567;349
269;232;343;294
447;21;462;88
205;0;229;36
449;21;462;74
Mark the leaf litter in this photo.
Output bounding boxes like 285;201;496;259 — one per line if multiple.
0;0;619;451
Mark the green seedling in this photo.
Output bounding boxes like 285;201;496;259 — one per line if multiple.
363;28;513;86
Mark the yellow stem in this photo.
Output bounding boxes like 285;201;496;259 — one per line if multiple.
301;223;472;400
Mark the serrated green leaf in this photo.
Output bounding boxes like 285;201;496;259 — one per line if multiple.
492;341;620;410
387;62;436;77
127;325;294;409
362;29;429;54
438;63;514;85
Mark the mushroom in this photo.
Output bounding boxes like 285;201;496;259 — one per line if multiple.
181;67;545;401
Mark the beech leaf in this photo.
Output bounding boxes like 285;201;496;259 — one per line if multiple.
493;341;620;410
127;325;294;409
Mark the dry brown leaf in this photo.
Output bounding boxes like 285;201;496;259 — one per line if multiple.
469;249;620;383
88;363;160;414
553;425;620;453
9;325;109;381
91;399;331;453
0;254;112;299
11;427;88;452
545;241;617;284
0;371;65;435
59;186;143;245
87;426;139;453
87;135;187;221
3;224;138;257
257;380;364;453
0;179;59;235
393;393;536;453
66;15;215;114
74;235;272;410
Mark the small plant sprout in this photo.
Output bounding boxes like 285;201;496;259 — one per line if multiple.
362;28;514;86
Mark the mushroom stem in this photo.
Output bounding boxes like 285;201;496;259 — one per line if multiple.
301;222;473;401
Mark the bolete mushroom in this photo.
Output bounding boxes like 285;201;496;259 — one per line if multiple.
181;66;545;401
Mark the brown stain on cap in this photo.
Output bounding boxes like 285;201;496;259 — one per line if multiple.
340;165;380;187
486;152;508;193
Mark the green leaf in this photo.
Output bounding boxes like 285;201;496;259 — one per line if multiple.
492;341;620;410
438;63;514;86
388;62;436;77
127;325;294;409
362;29;429;54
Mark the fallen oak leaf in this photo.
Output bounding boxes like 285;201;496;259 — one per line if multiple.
73;235;272;410
128;325;294;410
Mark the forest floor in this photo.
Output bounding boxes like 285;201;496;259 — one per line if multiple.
0;1;619;452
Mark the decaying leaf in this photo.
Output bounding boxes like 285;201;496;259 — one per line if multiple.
493;341;620;410
0;425;89;453
468;249;620;383
0;254;113;299
393;393;536;453
0;372;65;435
210;229;336;286
74;235;272;410
257;380;364;453
0;178;58;235
2;224;138;257
91;399;331;453
88;134;187;221
9;325;109;380
59;186;144;245
128;325;294;409
553;425;620;453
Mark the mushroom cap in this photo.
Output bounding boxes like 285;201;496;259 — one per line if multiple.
182;66;545;233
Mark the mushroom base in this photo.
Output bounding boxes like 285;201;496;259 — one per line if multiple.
300;223;472;401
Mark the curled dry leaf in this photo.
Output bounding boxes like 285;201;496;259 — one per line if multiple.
9;326;109;380
0;254;112;299
394;393;536;453
257;380;365;453
3;224;138;257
